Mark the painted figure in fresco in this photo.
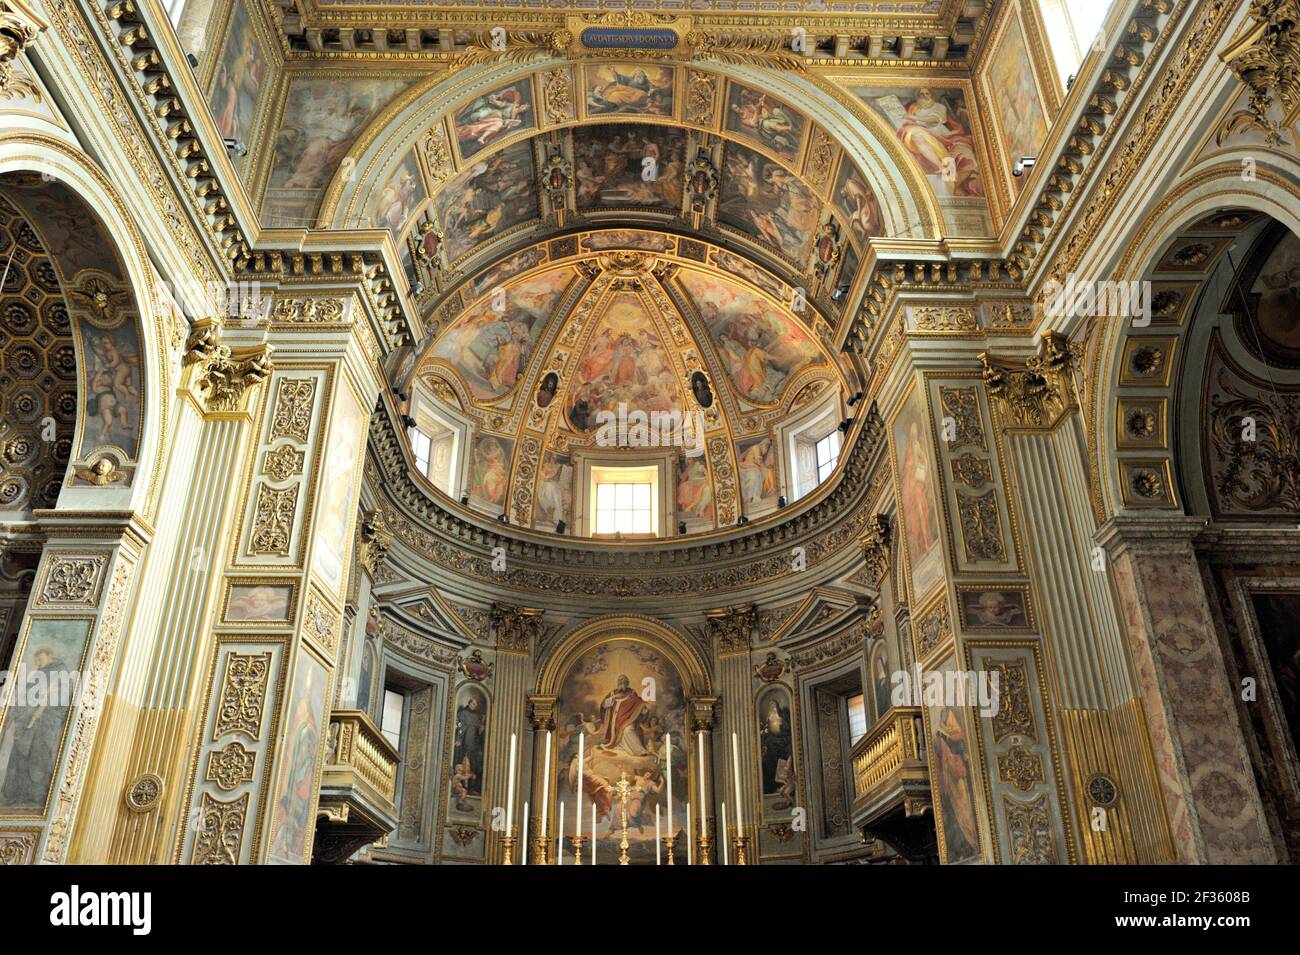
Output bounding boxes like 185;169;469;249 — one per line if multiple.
536;372;558;409
453;692;487;803
471;437;508;506
210;11;264;143
892;88;983;197
573;126;684;209
0;646;69;808
730;88;801;156
595;675;649;756
588;67;672;115
690;371;713;409
438;145;536;259
677;456;713;521
934;706;979;860
374;165;420;234
966;591;1026;628
85;332;140;451
624;770;665;832
839;167;882;240
457;87;530;150
270;669;323;861
901;419;939;556
535;455;572;528
760;697;794;806
739;437;778;505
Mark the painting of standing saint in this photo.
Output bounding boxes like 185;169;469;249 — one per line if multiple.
450;685;489;816
268;653;328;864
555;640;690;864
678;270;823;407
435;139;540;263
856;86;984;198
208;0;266;160
453;78;535;160
428;268;573;402
717;142;821;264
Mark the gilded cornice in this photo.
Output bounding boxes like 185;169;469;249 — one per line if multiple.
364;395;888;600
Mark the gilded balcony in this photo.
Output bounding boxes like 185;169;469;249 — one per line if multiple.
850;706;931;833
313;710;401;864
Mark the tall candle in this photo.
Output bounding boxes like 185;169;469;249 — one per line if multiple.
540;730;552;841
591;803;596;865
655;804;661;865
721;802;730;865
697;731;707;842
731;731;743;830
686;801;694;865
664;733;674;837
506;732;518;836
575;733;585;837
557;802;565;865
521;801;529;865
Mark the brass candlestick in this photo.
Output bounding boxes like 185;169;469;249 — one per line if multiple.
501;833;516;865
697;831;713;865
662;833;676;865
531;835;550;865
615;772;632;866
732;834;749;865
570;834;585;864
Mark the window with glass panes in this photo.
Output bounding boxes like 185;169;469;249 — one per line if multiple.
595;481;654;535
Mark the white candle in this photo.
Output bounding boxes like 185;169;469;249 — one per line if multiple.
697;730;707;843
575;733;585;837
731;731;743;830
656;804;661;865
687;801;694;865
540;730;552;841
522;800;529;865
591;803;597;864
721;802;730;865
664;733;673;838
506;732;518;836
557;802;565;865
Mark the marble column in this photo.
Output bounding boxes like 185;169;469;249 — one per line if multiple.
485;605;542;863
1099;516;1276;863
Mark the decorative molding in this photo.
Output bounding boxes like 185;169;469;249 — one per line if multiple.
1220;0;1300;145
860;514;892;588
205;741;256;792
0;1;47;103
997;745;1045;793
124;773;163;813
249;483;297;556
35;554;107;607
358;509;393;577
214;652;272;740
1005;793;1057;864
270;378;317;442
191;792;248;865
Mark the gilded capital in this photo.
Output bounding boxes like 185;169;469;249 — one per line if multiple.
704;605;755;656
980;332;1073;431
492;604;544;654
527;695;558;732
184;319;273;414
861;514;893;587
358;509;392;577
1221;0;1300;144
0;0;47;99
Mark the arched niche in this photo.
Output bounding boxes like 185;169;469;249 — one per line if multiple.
1088;162;1300;518
536;614;708;864
0;139;168;518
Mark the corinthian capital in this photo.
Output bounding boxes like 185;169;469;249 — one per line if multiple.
185;319;273;414
491;604;544;653
1221;0;1300;143
861;513;892;587
704;605;756;656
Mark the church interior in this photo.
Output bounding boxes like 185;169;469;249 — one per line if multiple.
0;0;1298;870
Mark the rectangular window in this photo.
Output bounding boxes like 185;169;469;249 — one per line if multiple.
409;427;432;478
381;688;405;750
815;430;841;485
595;481;653;535
846;692;868;745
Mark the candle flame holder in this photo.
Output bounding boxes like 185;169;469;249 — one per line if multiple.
501;834;516;866
570;834;585;864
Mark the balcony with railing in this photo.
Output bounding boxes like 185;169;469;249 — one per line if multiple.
849;706;933;859
313;710;401;864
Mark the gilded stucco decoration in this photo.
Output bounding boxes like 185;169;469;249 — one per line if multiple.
214;651;272;740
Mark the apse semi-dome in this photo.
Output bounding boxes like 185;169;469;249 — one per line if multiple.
403;229;855;538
